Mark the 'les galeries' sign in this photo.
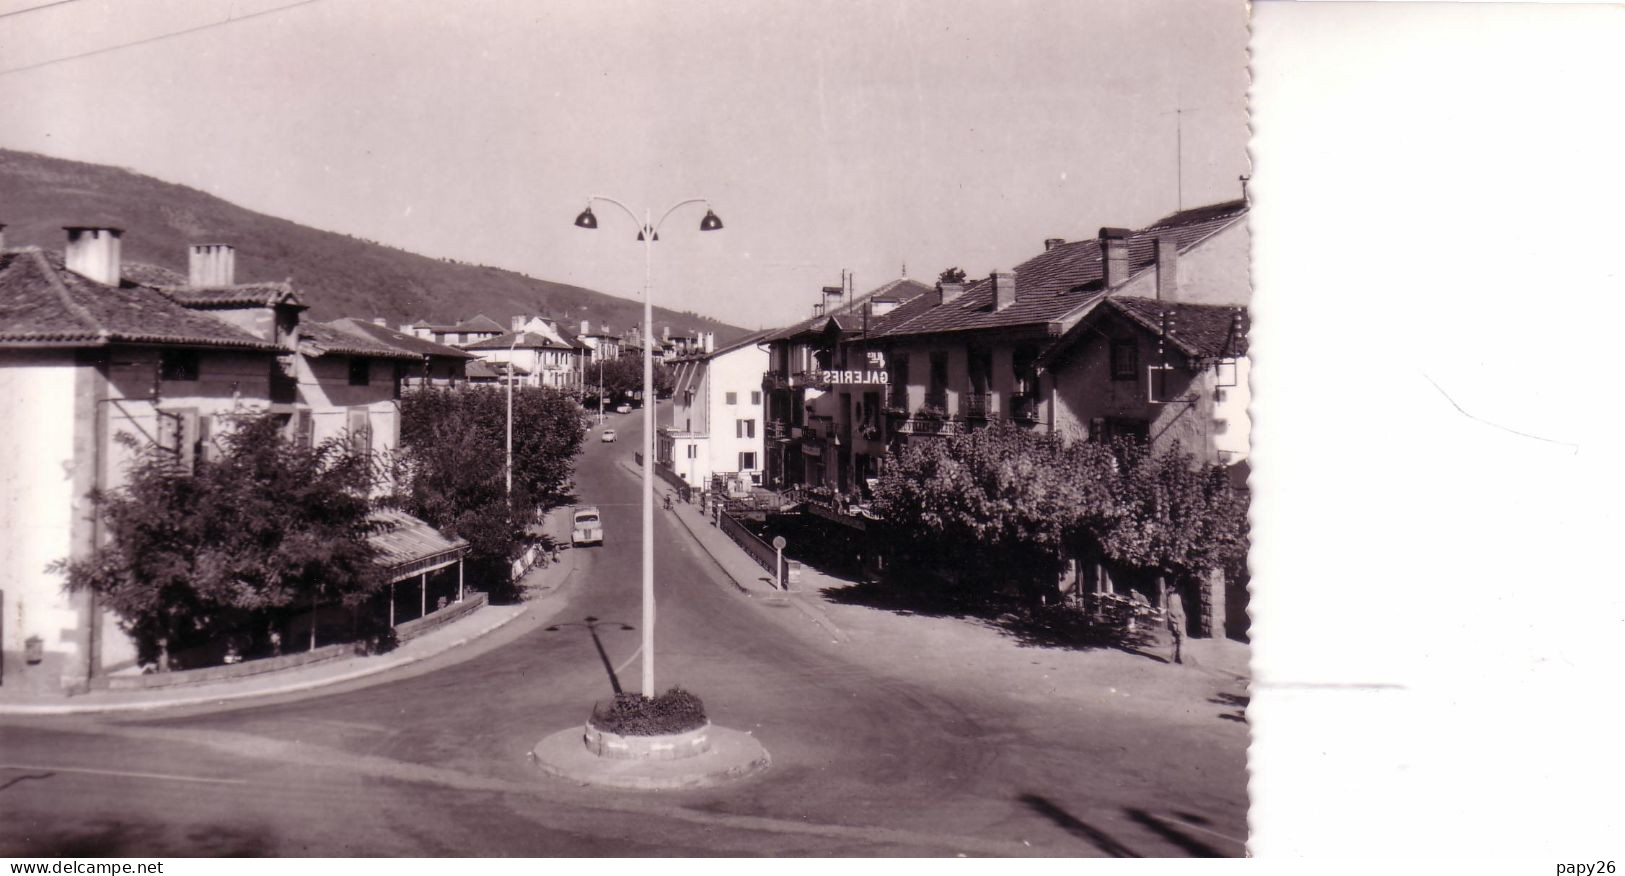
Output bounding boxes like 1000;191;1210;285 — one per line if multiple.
818;351;888;386
818;368;889;385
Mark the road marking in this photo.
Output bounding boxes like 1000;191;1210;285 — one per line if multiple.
0;763;248;786
612;644;642;676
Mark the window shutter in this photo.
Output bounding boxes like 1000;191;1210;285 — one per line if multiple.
296;409;314;448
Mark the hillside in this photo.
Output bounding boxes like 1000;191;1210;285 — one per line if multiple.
0;149;750;342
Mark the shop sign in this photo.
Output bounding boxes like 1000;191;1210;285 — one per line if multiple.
818;368;889;385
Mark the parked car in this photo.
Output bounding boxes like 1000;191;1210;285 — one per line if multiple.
571;506;603;547
600;429;617;443
615;404;632;414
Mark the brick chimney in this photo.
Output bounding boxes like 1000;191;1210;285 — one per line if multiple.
187;243;236;286
1044;238;1066;251
1099;227;1132;289
991;271;1017;311
940;282;965;305
64;226;123;286
1154;236;1179;300
511;315;526;332
580;319;590;336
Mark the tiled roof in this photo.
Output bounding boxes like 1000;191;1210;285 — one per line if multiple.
409;313;507;333
160;282;305;310
465;359;502;379
0;248;281;351
458;314;506;333
298;320;421;360
327;317;476;359
368;508;469;581
1107;296;1249;358
872;200;1247;339
669;329;772;363
764;277;935;342
120;262;188;287
462;330;574;351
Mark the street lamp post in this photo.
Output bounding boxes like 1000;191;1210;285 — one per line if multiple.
574;196;722;697
506;332;520;498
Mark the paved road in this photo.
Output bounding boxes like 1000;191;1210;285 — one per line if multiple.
0;404;1247;857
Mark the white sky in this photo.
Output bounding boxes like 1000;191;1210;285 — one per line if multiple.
0;0;1249;330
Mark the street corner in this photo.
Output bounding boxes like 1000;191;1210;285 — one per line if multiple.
530;723;772;791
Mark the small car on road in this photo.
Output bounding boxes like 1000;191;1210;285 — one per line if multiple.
571;506;603;547
600;429;617;443
615;404;632;414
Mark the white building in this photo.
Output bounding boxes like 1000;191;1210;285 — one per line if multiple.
657;332;769;494
462;319;580;390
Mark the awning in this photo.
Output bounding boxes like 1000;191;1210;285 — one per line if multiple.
369;508;471;583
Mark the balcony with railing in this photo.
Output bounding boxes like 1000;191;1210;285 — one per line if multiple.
1009;393;1040;423
882;384;910;415
791;370;831;390
961;391;993;420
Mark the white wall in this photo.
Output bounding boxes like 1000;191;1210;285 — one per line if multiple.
706;344;769;484
0;353;83;689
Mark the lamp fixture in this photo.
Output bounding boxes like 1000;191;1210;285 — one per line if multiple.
699;209;723;232
573;206;598;230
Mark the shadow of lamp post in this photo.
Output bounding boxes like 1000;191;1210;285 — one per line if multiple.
545;615;637;695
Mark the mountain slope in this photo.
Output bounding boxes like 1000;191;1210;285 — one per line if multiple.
0;149;749;342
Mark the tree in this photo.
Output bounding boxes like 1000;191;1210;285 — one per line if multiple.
938;266;968;286
872;421;1115;606
52;414;384;670
592;355;673;403
1093;441;1248;584
394;386;587;597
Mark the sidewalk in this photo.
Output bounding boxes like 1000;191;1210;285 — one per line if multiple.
0;543;581;717
626;455;1250;720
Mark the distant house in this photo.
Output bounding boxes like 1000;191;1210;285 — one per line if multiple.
403;314;505;348
463;328;579;390
0;228;466;693
575;321;622;363
657;330;770;492
327;317;475;389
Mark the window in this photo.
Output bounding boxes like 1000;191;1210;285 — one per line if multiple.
349;358;371;386
927;351;949;410
160;349;199;382
157;408;200;472
348;408;373;455
739;452;757;471
737;419;755;439
750;390;761;406
687;444;697;459
725;391;738;405
1110;340;1139;381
